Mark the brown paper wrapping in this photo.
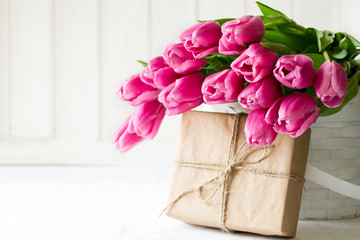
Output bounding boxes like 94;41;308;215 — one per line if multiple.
165;111;311;237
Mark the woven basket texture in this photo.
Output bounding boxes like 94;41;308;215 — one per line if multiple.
300;89;360;220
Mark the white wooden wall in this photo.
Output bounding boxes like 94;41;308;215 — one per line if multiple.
0;0;359;165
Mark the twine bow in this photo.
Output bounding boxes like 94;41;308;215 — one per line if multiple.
160;114;304;232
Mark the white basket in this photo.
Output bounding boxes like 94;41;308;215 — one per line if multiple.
193;90;360;220
300;88;360;220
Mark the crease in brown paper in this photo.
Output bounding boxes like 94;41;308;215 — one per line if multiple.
160;114;305;233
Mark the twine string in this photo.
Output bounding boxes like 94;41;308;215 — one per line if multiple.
160;114;304;232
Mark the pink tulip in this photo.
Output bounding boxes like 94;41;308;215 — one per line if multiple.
231;43;278;83
128;100;166;139
180;21;222;59
112;116;145;154
219;15;265;55
273;54;315;89
140;56;168;87
245;109;278;146
314;60;348;108
238;76;283;110
202;69;245;104
158;72;205;116
117;73;161;106
265;93;320;138
163;43;207;74
140;56;181;89
153;67;183;89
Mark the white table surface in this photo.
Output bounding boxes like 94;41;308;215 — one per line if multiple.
0;165;359;240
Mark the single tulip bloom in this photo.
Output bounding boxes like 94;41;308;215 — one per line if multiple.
314;60;348;108
180;21;222;59
112;116;145;154
202;69;245;104
231;43;278;83
265;93;320;138
245;109;278;146
158;72;205;116
273;54;315;89
153;67;183;89
129;100;166;139
238;76;283;110
219;15;265;55
140;56;181;89
163;43;207;74
140;56;168;87
117;73;161;106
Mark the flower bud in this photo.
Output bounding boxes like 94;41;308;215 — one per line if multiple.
202;69;244;104
265;93;319;138
314;60;348;108
219;15;265;55
273;54;315;89
180;21;222;58
231;43;278;83
245;109;277;146
238;76;283;110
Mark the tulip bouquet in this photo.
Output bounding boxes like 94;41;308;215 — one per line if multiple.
113;2;360;153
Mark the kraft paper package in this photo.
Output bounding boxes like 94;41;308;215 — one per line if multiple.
163;110;311;237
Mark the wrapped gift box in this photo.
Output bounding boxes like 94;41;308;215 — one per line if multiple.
164;110;311;237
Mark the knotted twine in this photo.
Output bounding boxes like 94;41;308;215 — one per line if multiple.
160;113;305;232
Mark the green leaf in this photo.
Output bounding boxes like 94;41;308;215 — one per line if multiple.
341;61;352;75
334;32;345;42
307;28;334;52
260;15;307;35
354;49;360;59
261;42;296;56
223;55;239;64
136;60;148;67
203;53;229;72
319;70;360;117
200;68;217;77
305;86;316;97
339;35;357;58
261;15;306;34
328;47;348;60
256;1;287;17
281;85;298;96
261;15;292;26
304;53;326;71
342;32;360;47
201;53;239;77
216;18;235;26
321;30;334;50
202;58;222;70
277;26;306;35
300;44;319;54
263;30;315;52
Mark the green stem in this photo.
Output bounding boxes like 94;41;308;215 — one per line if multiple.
323;50;331;61
215;65;231;72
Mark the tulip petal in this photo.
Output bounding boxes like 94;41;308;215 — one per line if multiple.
245;109;277;146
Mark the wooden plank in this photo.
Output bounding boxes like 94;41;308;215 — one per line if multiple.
10;0;53;137
150;0;197;56
293;0;340;31
55;0;100;139
100;0;149;140
0;0;10;137
339;0;360;40
149;0;198;142
245;0;293;17
197;0;246;20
